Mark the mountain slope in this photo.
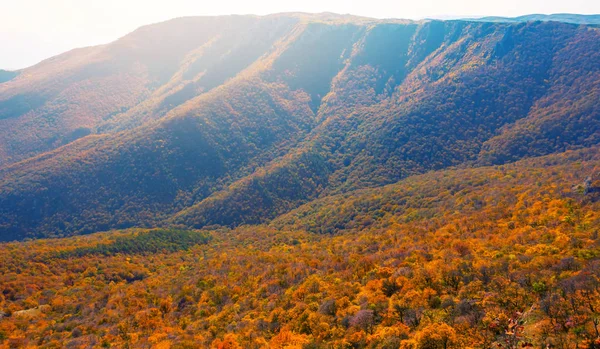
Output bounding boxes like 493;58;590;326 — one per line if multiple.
272;146;600;234
0;75;315;241
0;15;303;166
479;26;600;164
174;20;600;229
0;16;599;241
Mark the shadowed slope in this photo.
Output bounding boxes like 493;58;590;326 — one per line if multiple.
174;21;600;229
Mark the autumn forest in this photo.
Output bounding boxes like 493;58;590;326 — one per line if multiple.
0;12;599;349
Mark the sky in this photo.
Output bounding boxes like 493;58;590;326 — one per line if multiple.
1;0;599;70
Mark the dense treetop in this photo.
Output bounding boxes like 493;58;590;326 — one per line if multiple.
1;148;599;348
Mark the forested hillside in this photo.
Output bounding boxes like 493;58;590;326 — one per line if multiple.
0;15;302;166
1;148;599;348
0;15;599;241
1;12;599;348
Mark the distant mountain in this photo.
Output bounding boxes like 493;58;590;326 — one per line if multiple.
0;69;18;83
474;13;600;25
0;14;599;241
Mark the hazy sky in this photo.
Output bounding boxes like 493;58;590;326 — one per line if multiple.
2;0;599;70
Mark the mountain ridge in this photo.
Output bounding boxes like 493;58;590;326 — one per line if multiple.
474;13;600;25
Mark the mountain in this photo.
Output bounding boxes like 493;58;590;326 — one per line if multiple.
0;70;18;84
1;12;600;349
474;13;600;25
1;15;600;242
0;14;311;166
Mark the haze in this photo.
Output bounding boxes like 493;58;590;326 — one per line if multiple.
1;0;600;70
